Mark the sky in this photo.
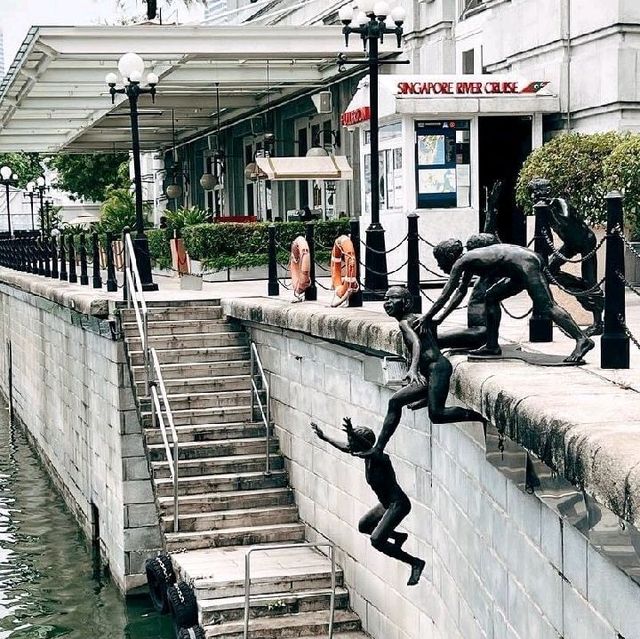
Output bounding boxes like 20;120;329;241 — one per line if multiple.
1;0;205;69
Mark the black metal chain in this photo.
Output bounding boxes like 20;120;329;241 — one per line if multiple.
618;313;640;352
359;259;409;276
314;261;330;273
418;234;435;248
616;228;640;263
617;271;640;298
541;228;605;263
360;234;408;255
544;268;606;298
500;303;533;320
419;261;447;279
419;288;436;303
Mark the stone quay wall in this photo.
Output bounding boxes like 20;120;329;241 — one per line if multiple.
224;297;640;639
0;270;160;594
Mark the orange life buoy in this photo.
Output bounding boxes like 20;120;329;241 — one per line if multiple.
289;236;311;296
330;235;359;307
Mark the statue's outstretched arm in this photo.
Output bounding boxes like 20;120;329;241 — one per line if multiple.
311;422;350;453
423;263;465;320
435;272;473;323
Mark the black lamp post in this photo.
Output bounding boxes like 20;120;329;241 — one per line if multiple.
338;0;407;297
106;53;159;291
0;166;18;236
24;181;37;231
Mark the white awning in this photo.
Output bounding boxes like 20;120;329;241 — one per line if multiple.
255;155;353;181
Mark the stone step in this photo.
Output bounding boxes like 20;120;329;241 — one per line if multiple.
148;437;278;462
123;318;233;336
142;405;253;426
151;390;254;411
133;360;251;381
127;331;246;351
162;505;300;533
166;522;306;552
145;421;268;445
135;374;251;396
120;305;222;321
129;345;249;366
203;609;361;638
158;487;294;515
200;587;350;625
154;468;287;496
152;454;284;480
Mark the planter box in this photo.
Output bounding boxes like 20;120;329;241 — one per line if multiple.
625;243;640;285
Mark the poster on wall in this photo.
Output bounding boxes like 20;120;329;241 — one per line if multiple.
417;135;446;166
418;168;457;194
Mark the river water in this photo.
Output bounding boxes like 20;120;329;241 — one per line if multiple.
0;407;173;639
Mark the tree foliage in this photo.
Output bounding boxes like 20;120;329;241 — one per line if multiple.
0;153;44;188
96;188;137;234
515;132;624;225
48;153;129;203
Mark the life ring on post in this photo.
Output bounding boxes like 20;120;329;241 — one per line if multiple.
289;236;311;297
330;235;359;307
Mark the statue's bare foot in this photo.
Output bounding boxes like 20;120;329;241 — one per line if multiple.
407;558;425;586
469;345;502;357
564;337;595;363
584;322;604;337
394;532;408;548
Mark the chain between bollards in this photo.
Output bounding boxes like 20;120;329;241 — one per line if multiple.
601;191;629;369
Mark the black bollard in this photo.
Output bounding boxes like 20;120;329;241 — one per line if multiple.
59;234;68;281
267;224;279;296
349;218;363;308
106;232;117;292
37;239;45;276
406;213;422;313
43;235;51;278
68;235;77;283
601;191;630;369
79;233;89;285
51;236;59;279
305;222;317;302
529;200;553;342
122;228;129;302
92;232;102;289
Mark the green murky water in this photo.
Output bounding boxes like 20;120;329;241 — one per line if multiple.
0;406;173;639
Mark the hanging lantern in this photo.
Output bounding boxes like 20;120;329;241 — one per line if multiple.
166;183;183;199
199;173;218;190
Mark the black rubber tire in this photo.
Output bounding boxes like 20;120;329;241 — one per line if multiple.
177;626;206;639
167;581;199;630
145;554;176;614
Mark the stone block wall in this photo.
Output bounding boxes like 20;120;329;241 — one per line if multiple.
243;319;639;639
0;280;161;594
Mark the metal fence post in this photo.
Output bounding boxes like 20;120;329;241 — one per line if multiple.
59;235;68;281
267;224;279;296
50;236;59;279
106;232;117;292
529;200;553;342
79;233;89;285
43;235;51;278
407;213;421;313
92;232;102;289
348;218;363;308
37;238;45;276
68;235;77;283
305;222;317;302
601;190;630;369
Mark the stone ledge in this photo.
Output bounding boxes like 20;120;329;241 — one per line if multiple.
223;296;640;526
0;267;110;317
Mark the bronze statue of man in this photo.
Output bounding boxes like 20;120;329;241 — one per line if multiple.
422;242;595;363
436;181;502;350
311;418;426;586
528;178;604;337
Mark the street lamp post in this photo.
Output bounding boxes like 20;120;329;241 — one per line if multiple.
25;182;37;231
338;0;407;297
35;176;48;236
106;53;159;291
0;166;19;236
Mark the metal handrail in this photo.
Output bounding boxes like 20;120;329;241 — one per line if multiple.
243;542;336;639
150;347;180;533
124;233;150;395
249;342;271;475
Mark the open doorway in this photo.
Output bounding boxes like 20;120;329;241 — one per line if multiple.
478;116;532;246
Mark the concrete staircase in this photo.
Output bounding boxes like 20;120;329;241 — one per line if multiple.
121;300;369;639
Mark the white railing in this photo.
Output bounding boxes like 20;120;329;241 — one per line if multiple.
249;342;271;475
243;543;336;639
150;347;180;533
124;232;150;395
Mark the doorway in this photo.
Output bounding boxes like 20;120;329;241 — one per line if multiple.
478;116;532;246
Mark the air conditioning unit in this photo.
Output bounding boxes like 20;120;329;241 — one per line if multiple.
311;91;333;114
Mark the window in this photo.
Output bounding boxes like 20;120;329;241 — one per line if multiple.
462;49;475;75
415;120;471;209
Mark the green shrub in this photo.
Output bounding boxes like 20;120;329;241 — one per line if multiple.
603;136;640;240
516;132;624;225
96;188;137;234
164;206;208;235
148;228;173;270
183;220;350;270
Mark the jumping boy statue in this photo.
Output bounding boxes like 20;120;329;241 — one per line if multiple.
311;417;426;586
